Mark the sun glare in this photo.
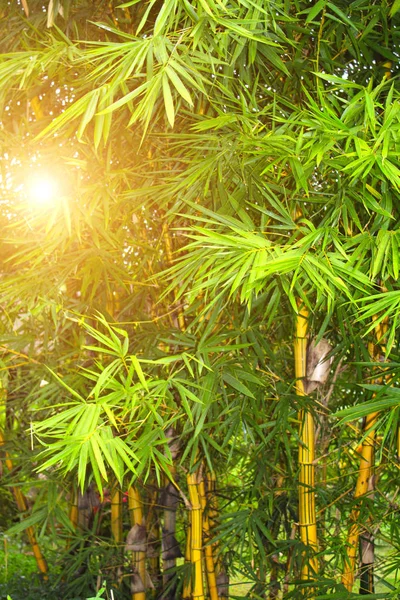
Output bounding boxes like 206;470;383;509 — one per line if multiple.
26;174;59;207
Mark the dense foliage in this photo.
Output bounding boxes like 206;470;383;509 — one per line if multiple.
1;0;400;598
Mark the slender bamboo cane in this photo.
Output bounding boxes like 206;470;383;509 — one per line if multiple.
161;476;182;597
69;490;79;530
187;473;205;600
206;472;228;600
163;223;194;599
183;515;192;599
111;485;123;543
198;475;219;600
65;487;79;551
295;304;318;580
146;488;161;596
128;487;147;600
187;471;205;600
0;429;48;576
342;319;388;592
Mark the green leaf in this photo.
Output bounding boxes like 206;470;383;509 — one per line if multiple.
162;73;175;127
222;372;255;398
166;66;193;106
390;0;400;17
130;355;149;391
304;0;327;23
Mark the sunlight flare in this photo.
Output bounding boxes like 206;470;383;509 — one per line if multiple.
26;174;59;207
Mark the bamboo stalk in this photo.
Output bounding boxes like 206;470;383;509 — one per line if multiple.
187;472;205;600
128;487;147;600
159;428;182;599
111;485;123;543
69;490;79;530
163;224;192;598
206;472;220;572
183;515;192;599
342;319;387;592
147;488;161;596
65;487;79;550
294;304;318;580
206;472;228;600
198;475;219;600
0;430;48;576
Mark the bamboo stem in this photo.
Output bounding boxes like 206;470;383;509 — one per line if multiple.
183;516;192;599
147;488;161;596
128;487;147;600
206;472;228;600
0;430;48;576
198;475;219;600
206;472;220;570
111;485;123;543
69;491;79;530
341;414;376;591
342;319;387;592
295;304;318;580
187;472;205;600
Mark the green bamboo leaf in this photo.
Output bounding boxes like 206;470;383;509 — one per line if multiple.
90;433;109;481
45;367;86;402
77;89;101;139
162;73;175;127
390;0;400;17
326;2;358;30
314;72;362;88
130;355;149;391
154;0;177;34
392;235;399;279
97;82;149;115
166;66;193;106
303;0;327;23
335;394;400;422
222;372;255;398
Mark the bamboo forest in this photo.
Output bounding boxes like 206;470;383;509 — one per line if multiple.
1;1;400;599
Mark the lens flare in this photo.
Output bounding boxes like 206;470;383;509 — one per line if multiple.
26;175;59;207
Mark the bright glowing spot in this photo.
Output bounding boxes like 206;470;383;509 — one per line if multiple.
27;174;59;207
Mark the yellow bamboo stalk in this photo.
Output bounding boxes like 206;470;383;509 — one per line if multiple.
0;430;48;576
206;472;219;566
68;489;79;530
198;475;219;600
183;516;192;599
187;472;205;600
30;96;44;120
295;304;318;580
342;319;387;591
128;487;146;600
111;485;123;543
